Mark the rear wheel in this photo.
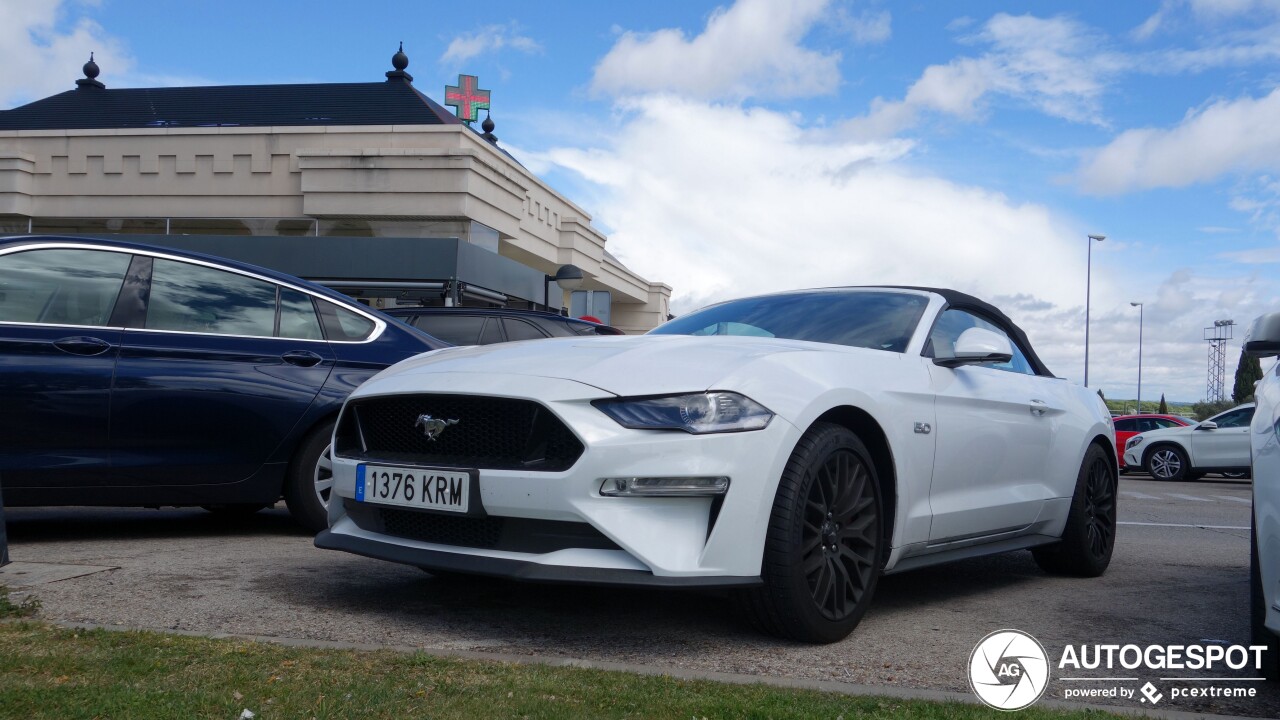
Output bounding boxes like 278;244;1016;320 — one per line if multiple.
736;422;883;643
283;421;335;533
1033;443;1116;577
1144;444;1189;481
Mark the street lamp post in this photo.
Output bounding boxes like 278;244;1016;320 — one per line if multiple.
543;264;585;314
1131;302;1144;414
1085;234;1105;387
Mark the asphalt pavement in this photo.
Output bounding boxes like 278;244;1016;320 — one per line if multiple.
1;472;1275;717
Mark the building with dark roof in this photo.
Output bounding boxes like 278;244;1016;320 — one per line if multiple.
0;48;670;330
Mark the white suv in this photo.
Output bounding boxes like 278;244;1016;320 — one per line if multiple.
1122;404;1254;480
1245;312;1280;680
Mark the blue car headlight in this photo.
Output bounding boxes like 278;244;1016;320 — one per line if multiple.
593;392;773;434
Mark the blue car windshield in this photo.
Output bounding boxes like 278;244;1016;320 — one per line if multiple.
650;291;929;352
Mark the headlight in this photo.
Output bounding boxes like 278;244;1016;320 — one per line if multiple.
593;392;773;434
1126;436;1144;450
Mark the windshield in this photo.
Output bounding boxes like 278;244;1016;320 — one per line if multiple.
650;290;929;352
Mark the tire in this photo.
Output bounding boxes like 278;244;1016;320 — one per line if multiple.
1144;444;1190;481
1223;471;1250;480
1033;443;1116;577
200;504;268;517
1252;519;1280;681
283;421;335;533
735;422;884;643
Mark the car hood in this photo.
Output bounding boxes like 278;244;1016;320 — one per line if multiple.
375;334;826;396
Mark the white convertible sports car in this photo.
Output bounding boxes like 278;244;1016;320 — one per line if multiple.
316;287;1117;642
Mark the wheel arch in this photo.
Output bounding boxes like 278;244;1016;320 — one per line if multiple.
810;406;897;557
1091;433;1118;470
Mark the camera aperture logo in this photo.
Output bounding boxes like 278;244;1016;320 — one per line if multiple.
969;629;1051;711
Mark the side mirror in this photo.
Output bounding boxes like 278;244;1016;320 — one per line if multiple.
1244;311;1280;357
934;327;1014;368
1198;421;1218;430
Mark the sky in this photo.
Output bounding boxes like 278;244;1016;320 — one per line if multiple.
2;0;1279;403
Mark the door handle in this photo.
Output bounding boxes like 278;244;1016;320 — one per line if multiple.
1030;399;1048;416
53;336;112;356
281;350;324;367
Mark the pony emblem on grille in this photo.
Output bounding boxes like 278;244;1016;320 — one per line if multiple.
414;414;459;441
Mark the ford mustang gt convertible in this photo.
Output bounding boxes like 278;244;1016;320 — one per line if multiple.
316;287;1117;642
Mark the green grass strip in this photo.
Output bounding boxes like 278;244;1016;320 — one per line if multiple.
0;621;1123;719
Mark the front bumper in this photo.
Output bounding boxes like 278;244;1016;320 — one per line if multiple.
1123;446;1142;468
319;372;801;583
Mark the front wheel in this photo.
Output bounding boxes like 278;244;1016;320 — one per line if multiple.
283;421;335;533
1144;444;1189;481
736;422;883;643
1033;443;1116;577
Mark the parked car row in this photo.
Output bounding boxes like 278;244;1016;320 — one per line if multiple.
12;235;1274;652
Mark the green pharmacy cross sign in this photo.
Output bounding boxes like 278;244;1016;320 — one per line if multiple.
445;74;491;125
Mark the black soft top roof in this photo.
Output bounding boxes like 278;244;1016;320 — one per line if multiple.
879;286;1056;378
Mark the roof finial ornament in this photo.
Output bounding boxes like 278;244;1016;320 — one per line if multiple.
386;41;413;82
481;110;498;144
76;52;105;90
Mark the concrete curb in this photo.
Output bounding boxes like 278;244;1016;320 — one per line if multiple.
13;618;1253;720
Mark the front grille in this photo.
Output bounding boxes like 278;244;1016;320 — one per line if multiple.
344;500;621;553
336;394;583;471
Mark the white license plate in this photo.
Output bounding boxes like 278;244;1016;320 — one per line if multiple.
355;464;470;513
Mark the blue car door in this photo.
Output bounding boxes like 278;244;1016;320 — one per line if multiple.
109;255;335;490
0;246;132;489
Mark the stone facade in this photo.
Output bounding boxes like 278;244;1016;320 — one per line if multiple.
0;122;670;332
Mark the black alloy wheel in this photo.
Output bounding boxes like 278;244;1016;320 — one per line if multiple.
736;422;884;643
1081;452;1116;560
802;448;879;621
1033;443;1116;577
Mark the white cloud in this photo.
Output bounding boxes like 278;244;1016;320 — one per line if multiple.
0;1;134;108
440;22;542;64
590;0;839;101
843;13;1119;139
534;95;1082;327
835;7;891;45
1076;87;1280;194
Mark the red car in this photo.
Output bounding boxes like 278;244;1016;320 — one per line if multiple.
1112;414;1197;472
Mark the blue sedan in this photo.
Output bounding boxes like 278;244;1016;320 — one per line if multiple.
0;236;444;531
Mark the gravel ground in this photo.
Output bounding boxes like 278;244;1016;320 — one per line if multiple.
3;477;1277;718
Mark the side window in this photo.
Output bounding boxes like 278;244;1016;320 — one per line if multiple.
316;300;376;342
1153;418;1182;429
412;315;485;345
278;288;323;340
926;308;1034;375
0;248;130;326
1113;419;1136;432
147;259;276;336
1134;418;1157;433
478;318;504;344
503;318;548;341
1214;407;1254;428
